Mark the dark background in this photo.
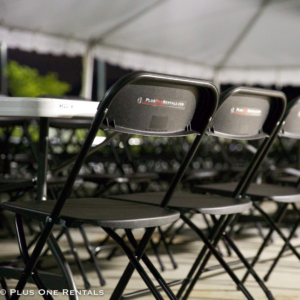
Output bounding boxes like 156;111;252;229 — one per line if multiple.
7;49;300;102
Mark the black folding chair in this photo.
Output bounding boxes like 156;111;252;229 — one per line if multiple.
0;71;218;300
110;86;286;300
194;96;300;285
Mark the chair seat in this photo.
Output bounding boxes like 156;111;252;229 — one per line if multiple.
110;192;252;215
1;198;179;229
194;182;300;203
0;177;83;193
82;172;159;184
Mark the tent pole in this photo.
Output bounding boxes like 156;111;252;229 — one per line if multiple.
97;60;106;101
80;47;94;100
0;42;8;95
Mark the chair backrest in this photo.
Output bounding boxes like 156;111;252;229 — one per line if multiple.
207;87;285;140
51;72;218;217
206;86;286;198
100;72;218;137
279;97;300;139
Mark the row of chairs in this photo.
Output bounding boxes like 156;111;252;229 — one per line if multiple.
0;71;300;299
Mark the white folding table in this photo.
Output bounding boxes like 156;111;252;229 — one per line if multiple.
0;97;99;201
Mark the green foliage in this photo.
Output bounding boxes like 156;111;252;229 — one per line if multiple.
6;60;71;97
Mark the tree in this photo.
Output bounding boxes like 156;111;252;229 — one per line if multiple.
6;61;71;97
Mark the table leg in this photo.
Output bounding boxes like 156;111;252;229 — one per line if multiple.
36;117;49;201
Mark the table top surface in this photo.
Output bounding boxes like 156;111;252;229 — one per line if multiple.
0;97;99;118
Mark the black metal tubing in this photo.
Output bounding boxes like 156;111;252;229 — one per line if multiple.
242;203;288;284
37;117;49;202
160;134;204;208
181;215;233;300
158;226;177;269
264;203;300;281
176;214;226;299
121;279;183;300
150;238;165;272
209;87;287;200
108;227;156;300
254;203;300;259
79;226;106;286
180;214;254;300
107;135;206;300
10;102;108;298
51;131;119;175
39;228;65;259
219;221;274;300
125;229;177;300
0;276;10;300
15;215;53;300
65;228;91;289
44;227;78;300
23;120;39;163
106;75;217;298
7;72;218;298
102;227;164;300
107;232;126;261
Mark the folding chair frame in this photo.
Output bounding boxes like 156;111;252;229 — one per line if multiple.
2;72;218;300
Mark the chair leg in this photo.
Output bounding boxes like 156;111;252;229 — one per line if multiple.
220;223;274;300
242;203;289;284
264;203;300;282
106;227;156;300
253;203;300;260
125;229;178;300
102;227;165;300
107;232;125;260
45;229;78;300
149;218;182;271
10;217;55;300
181;214;254;300
64;228;91;289
158;226;178;269
95;233;111;256
150;238;166;272
79;226;106;286
176;214;227;299
0;277;11;300
15;215;54;300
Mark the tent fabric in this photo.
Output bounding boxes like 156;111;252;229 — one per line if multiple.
1;0;300;85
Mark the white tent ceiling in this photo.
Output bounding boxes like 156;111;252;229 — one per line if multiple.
1;0;300;86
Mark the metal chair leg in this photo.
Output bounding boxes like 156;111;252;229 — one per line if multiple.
158;226;178;269
107;227;156;300
107;232;125;261
264;203;300;281
79;226;106;286
221;226;274;300
150;238;166;272
242;203;289;284
0;277;11;300
45;229;78;300
177;214;227;299
181;214;254;300
15;215;54;300
253;203;300;260
102;227;165;300
64;228;91;289
125;229;178;300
